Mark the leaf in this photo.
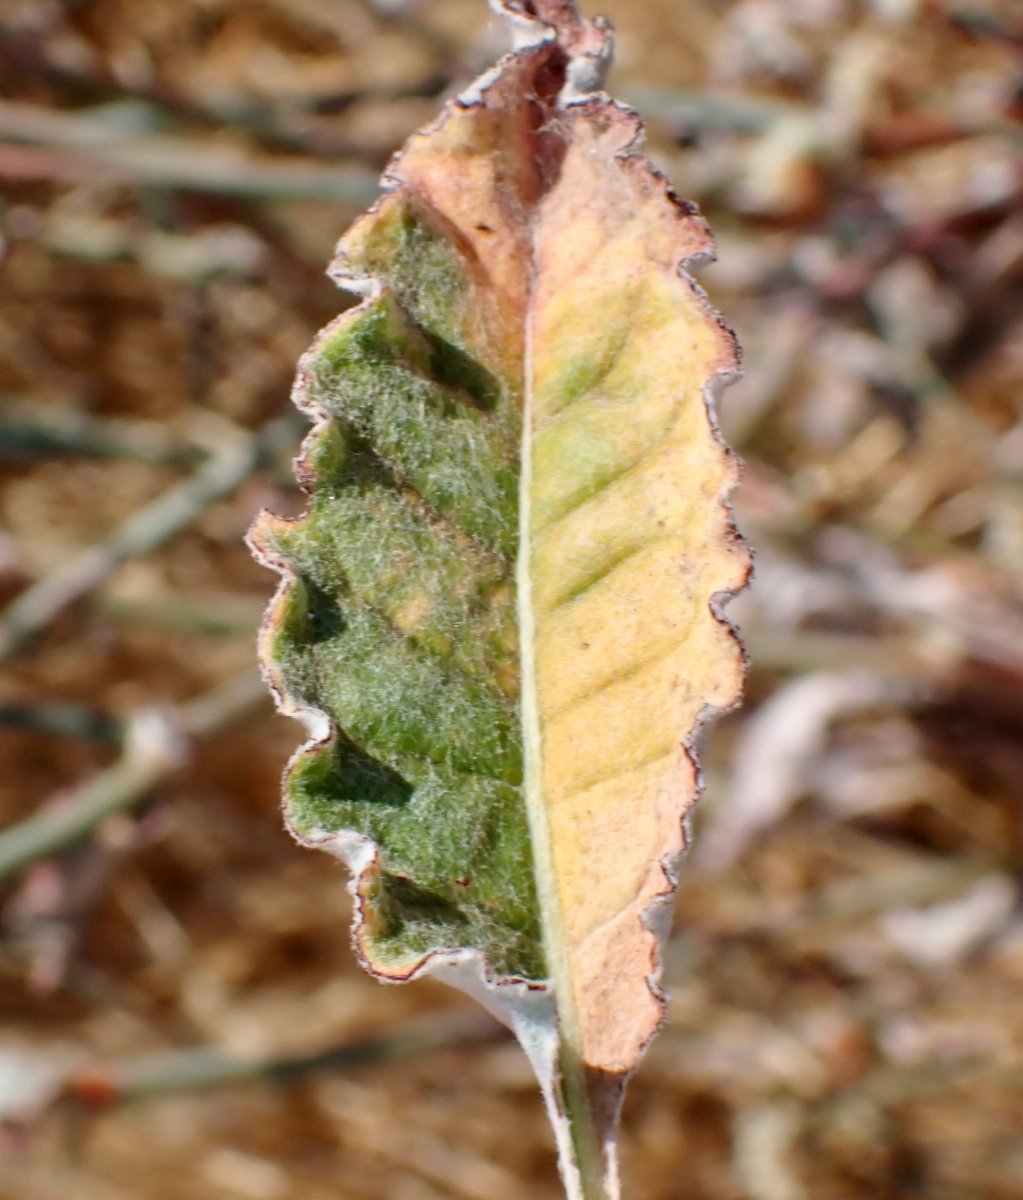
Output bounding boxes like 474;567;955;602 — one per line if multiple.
249;3;748;1196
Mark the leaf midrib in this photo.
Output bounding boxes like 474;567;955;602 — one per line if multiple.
517;252;585;1062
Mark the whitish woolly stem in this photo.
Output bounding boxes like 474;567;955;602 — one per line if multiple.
556;1050;615;1200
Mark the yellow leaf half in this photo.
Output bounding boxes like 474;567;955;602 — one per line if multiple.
525;99;747;1081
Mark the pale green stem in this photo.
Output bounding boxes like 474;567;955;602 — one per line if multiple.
557;1048;612;1200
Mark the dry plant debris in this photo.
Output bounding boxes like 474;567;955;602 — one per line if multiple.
0;0;1022;1197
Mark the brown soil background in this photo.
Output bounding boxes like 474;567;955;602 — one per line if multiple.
1;0;1023;1197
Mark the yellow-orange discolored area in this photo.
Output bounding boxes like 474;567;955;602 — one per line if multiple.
527;104;747;1075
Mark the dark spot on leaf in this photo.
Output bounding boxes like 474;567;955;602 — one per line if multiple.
333;737;413;807
304;579;345;643
378;872;469;927
424;328;501;412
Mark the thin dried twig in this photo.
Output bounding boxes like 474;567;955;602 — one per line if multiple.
0;667;267;882
619;85;802;135
0;405;197;465
175;666;269;740
69;1007;504;1105
0;700;121;743
741;628;927;676
0;98;380;201
697;670;932;871
0;420;256;662
319;1075;524;1200
96;589;265;636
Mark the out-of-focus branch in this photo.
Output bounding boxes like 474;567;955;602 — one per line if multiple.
0;700;121;743
741;628;928;677
0;405;198;465
175;666;268;740
0;98;380;201
696;670;934;871
68;1007;504;1106
0;711;185;883
0;667;267;883
0;419;256;662
0;1008;505;1129
96;588;265;636
619;85;801;135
